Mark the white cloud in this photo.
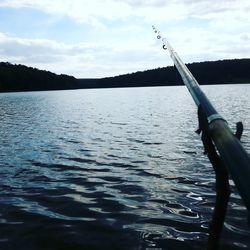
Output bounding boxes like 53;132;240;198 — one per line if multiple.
0;32;166;77
0;0;132;28
0;0;249;77
1;0;249;26
160;27;250;64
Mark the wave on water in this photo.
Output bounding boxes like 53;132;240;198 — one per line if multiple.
1;86;250;249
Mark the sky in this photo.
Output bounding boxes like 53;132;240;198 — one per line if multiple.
0;0;250;78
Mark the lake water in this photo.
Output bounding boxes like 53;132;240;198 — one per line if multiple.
0;85;250;249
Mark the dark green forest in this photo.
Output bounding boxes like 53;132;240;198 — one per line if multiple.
0;62;79;92
0;59;250;92
97;59;250;88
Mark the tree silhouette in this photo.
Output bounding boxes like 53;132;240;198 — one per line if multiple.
1;59;250;92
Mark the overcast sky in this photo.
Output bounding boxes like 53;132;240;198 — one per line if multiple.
0;0;249;78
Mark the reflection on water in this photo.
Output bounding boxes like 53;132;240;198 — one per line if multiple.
0;85;250;249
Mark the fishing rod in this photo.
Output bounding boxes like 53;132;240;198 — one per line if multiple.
152;26;250;211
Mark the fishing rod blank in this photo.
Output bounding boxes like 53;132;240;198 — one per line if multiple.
152;26;250;211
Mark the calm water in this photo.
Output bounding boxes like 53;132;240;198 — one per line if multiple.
0;85;250;250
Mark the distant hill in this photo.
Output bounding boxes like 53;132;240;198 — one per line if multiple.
87;59;250;88
0;62;79;92
1;59;250;92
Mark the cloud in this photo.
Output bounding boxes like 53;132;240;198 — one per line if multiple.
1;0;249;25
0;0;132;29
0;32;166;77
0;32;103;76
0;0;249;77
1;1;249;37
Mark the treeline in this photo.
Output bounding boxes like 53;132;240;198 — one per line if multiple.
0;59;250;92
94;59;250;88
0;62;79;92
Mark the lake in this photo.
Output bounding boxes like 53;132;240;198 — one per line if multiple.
0;85;250;249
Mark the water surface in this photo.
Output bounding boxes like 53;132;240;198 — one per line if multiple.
0;85;250;249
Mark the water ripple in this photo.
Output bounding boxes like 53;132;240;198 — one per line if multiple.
0;86;250;249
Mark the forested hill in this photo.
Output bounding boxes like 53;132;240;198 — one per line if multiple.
0;59;250;92
0;62;79;92
96;59;250;88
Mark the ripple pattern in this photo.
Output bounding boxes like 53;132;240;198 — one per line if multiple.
0;86;250;249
